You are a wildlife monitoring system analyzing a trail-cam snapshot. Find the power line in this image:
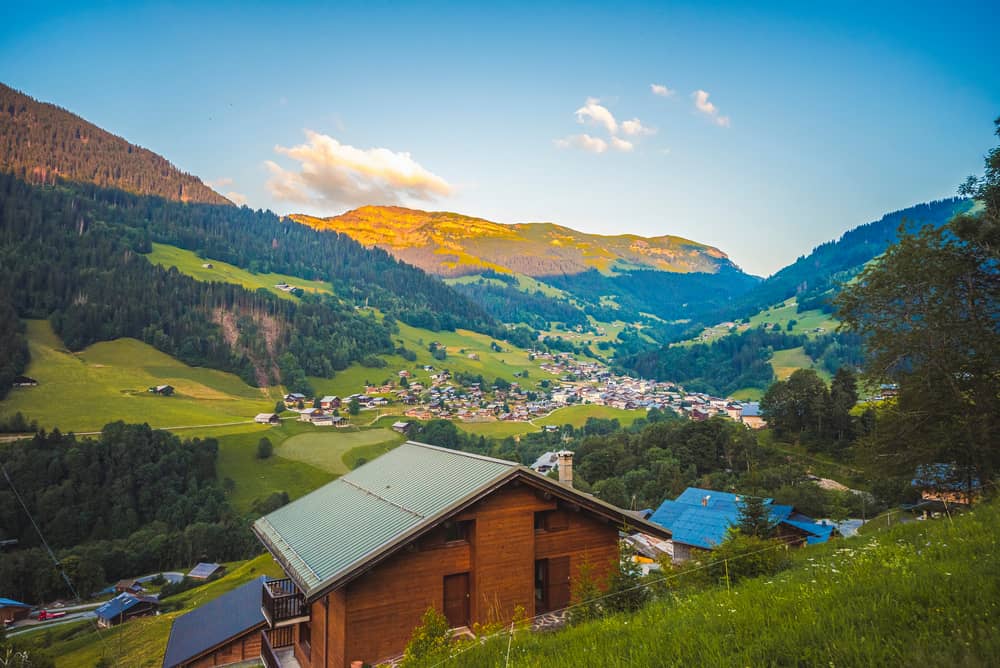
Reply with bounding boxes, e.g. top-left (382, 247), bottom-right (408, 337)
top-left (0, 460), bottom-right (113, 656)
